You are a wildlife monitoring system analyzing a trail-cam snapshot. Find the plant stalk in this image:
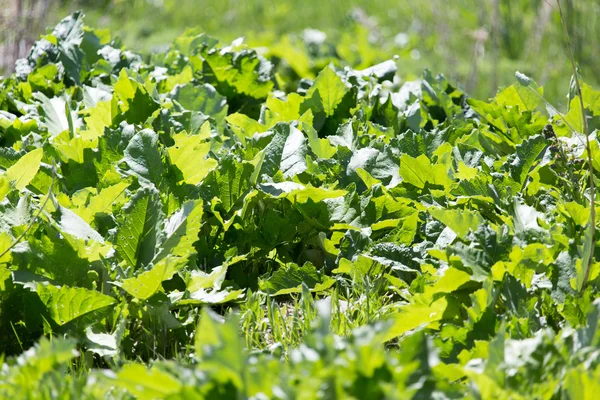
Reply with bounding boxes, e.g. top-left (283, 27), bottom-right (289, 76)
top-left (556, 0), bottom-right (595, 292)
